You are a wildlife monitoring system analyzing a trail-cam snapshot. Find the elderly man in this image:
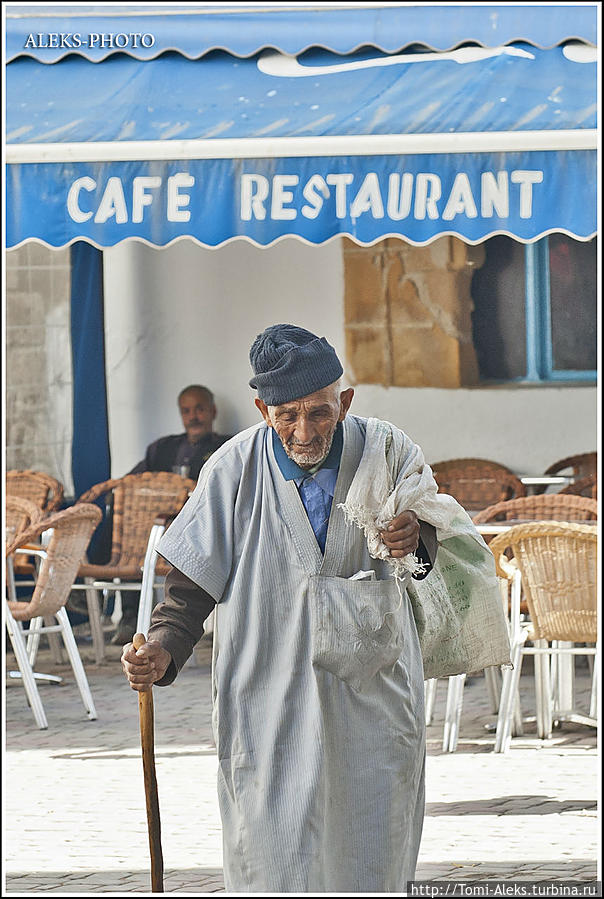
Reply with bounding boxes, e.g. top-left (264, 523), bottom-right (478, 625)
top-left (121, 324), bottom-right (509, 893)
